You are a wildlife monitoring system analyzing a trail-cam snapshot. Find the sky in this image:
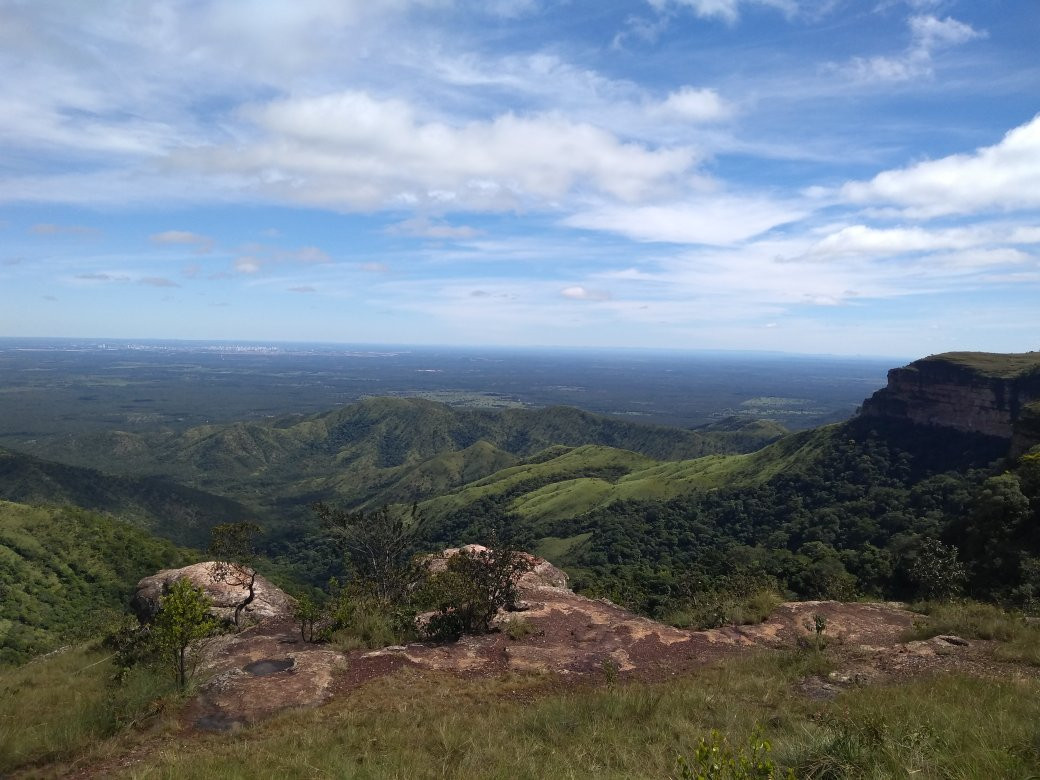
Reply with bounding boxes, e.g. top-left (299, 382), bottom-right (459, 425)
top-left (0, 0), bottom-right (1038, 357)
